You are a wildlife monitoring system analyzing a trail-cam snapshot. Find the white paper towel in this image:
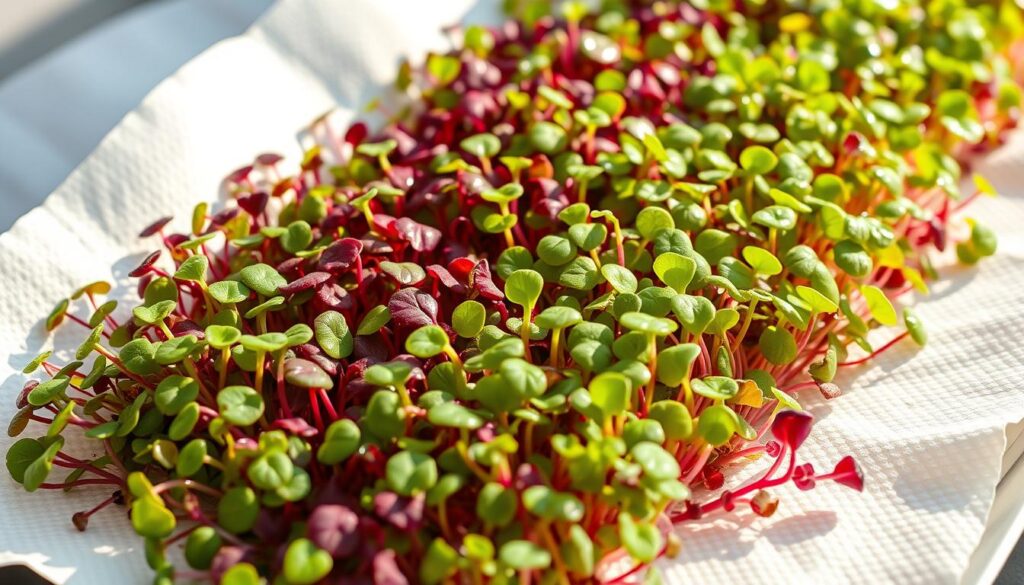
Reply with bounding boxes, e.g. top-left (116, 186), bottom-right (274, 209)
top-left (0, 0), bottom-right (275, 232)
top-left (0, 1), bottom-right (1022, 584)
